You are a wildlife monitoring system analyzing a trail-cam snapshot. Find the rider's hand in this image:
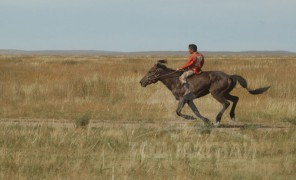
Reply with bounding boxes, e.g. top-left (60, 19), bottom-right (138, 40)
top-left (176, 68), bottom-right (180, 71)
